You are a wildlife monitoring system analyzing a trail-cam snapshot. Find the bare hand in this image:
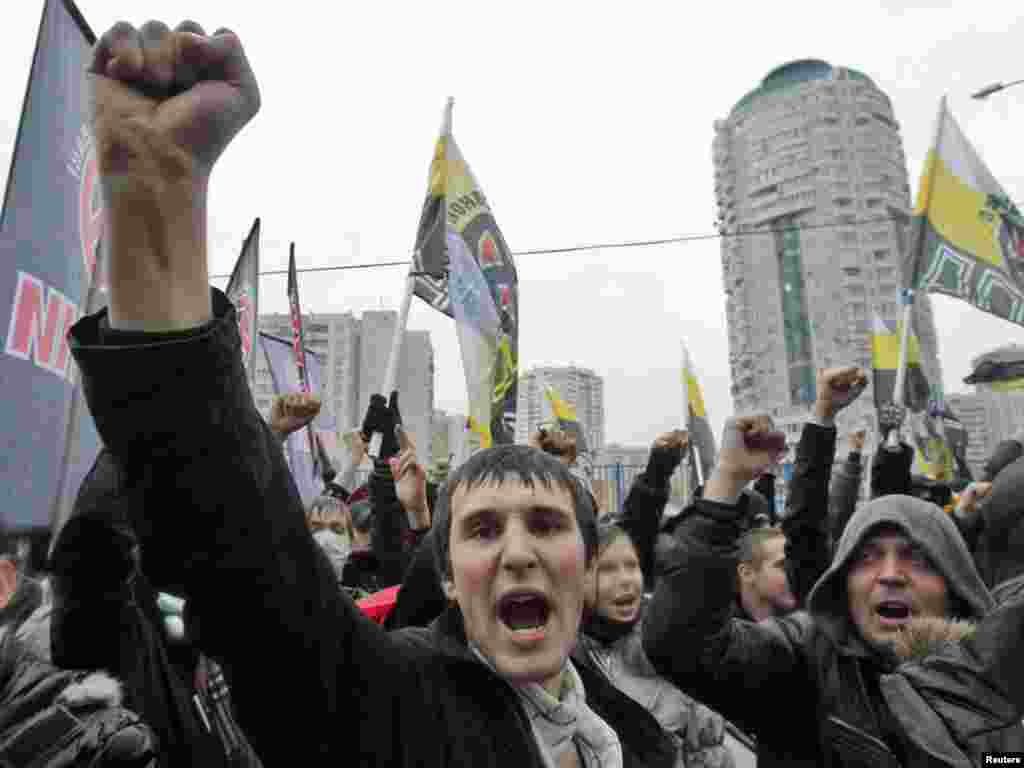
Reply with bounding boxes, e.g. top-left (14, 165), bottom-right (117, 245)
top-left (716, 415), bottom-right (784, 484)
top-left (848, 428), bottom-right (867, 453)
top-left (390, 432), bottom-right (429, 528)
top-left (815, 366), bottom-right (868, 422)
top-left (955, 481), bottom-right (993, 522)
top-left (530, 428), bottom-right (577, 465)
top-left (270, 393), bottom-right (321, 440)
top-left (89, 21), bottom-right (260, 179)
top-left (653, 429), bottom-right (689, 453)
top-left (347, 430), bottom-right (367, 467)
